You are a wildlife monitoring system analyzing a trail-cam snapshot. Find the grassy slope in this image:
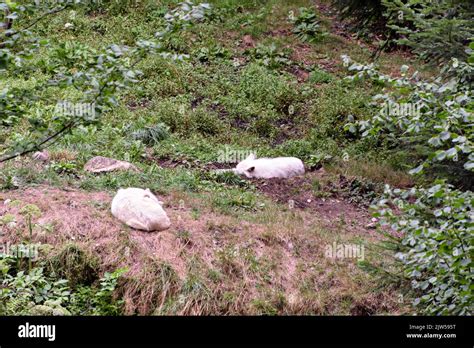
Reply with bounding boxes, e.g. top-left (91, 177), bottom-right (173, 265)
top-left (0, 0), bottom-right (430, 314)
